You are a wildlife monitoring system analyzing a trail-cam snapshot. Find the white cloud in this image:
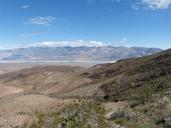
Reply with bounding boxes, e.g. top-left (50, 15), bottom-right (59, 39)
top-left (25, 40), bottom-right (106, 48)
top-left (19, 32), bottom-right (40, 38)
top-left (22, 5), bottom-right (31, 9)
top-left (141, 0), bottom-right (171, 9)
top-left (26, 16), bottom-right (57, 25)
